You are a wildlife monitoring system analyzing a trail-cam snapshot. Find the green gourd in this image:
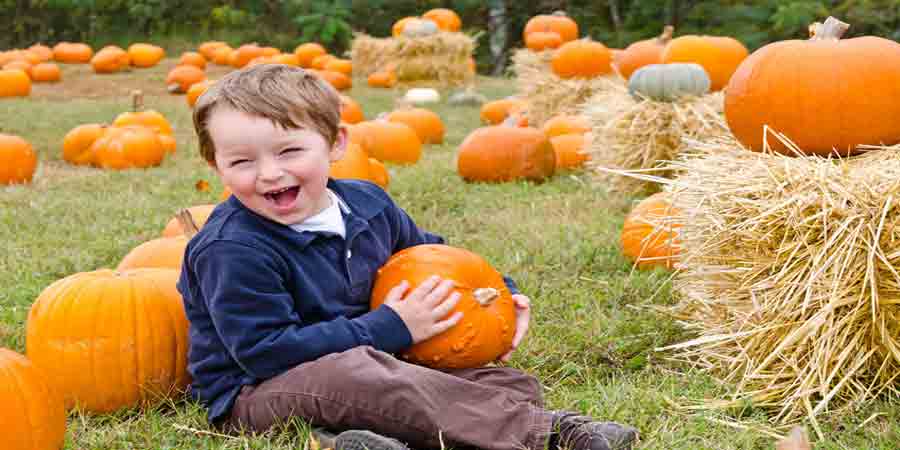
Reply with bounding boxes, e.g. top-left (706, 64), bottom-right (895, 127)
top-left (401, 19), bottom-right (440, 38)
top-left (628, 63), bottom-right (710, 102)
